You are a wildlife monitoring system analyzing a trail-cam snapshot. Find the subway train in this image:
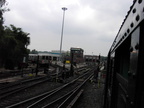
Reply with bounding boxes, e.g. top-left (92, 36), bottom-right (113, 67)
top-left (103, 0), bottom-right (144, 108)
top-left (28, 53), bottom-right (60, 65)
